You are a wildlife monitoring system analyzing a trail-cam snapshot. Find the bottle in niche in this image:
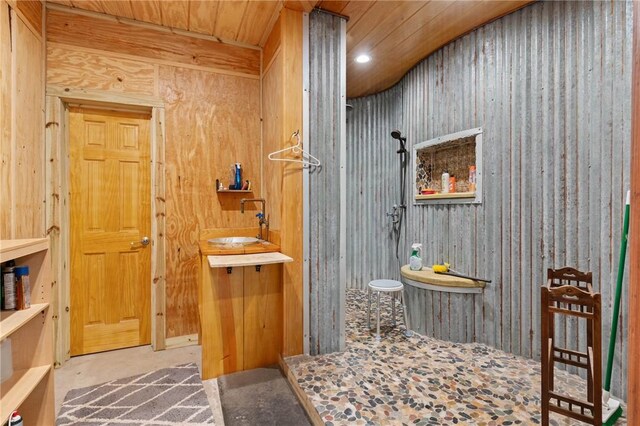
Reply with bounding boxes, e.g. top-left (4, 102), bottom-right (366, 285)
top-left (441, 170), bottom-right (450, 194)
top-left (449, 175), bottom-right (456, 193)
top-left (469, 165), bottom-right (477, 192)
